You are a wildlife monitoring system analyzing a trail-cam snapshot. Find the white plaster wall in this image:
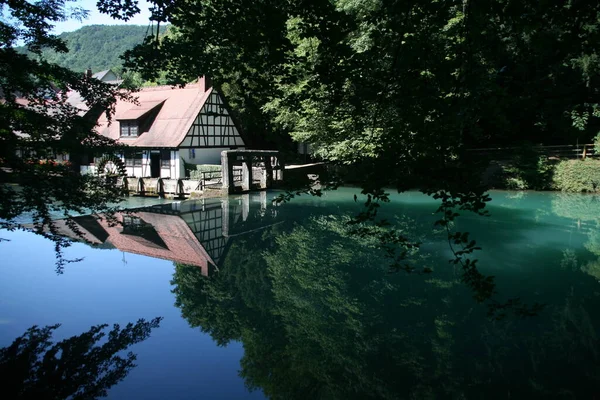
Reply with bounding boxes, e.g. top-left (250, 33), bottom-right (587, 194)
top-left (174, 150), bottom-right (181, 179)
top-left (124, 151), bottom-right (151, 177)
top-left (178, 157), bottom-right (185, 180)
top-left (17, 149), bottom-right (70, 162)
top-left (80, 165), bottom-right (97, 175)
top-left (120, 150), bottom-right (179, 178)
